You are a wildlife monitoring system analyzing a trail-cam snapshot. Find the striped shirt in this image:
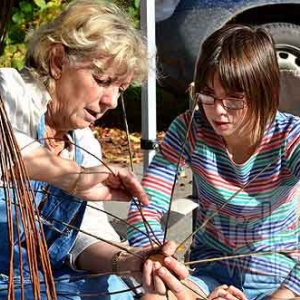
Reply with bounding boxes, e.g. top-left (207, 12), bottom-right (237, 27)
top-left (127, 110), bottom-right (300, 295)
